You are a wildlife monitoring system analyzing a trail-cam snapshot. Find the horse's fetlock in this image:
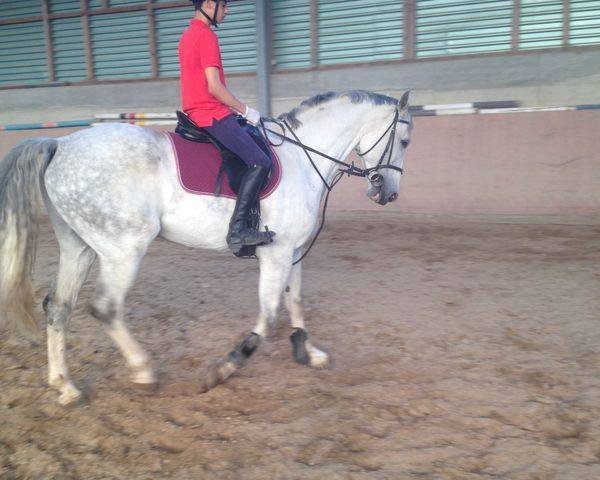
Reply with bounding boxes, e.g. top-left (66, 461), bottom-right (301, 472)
top-left (49, 373), bottom-right (66, 388)
top-left (90, 300), bottom-right (117, 324)
top-left (290, 328), bottom-right (310, 365)
top-left (129, 353), bottom-right (150, 370)
top-left (46, 301), bottom-right (72, 327)
top-left (42, 294), bottom-right (52, 314)
top-left (239, 332), bottom-right (260, 357)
